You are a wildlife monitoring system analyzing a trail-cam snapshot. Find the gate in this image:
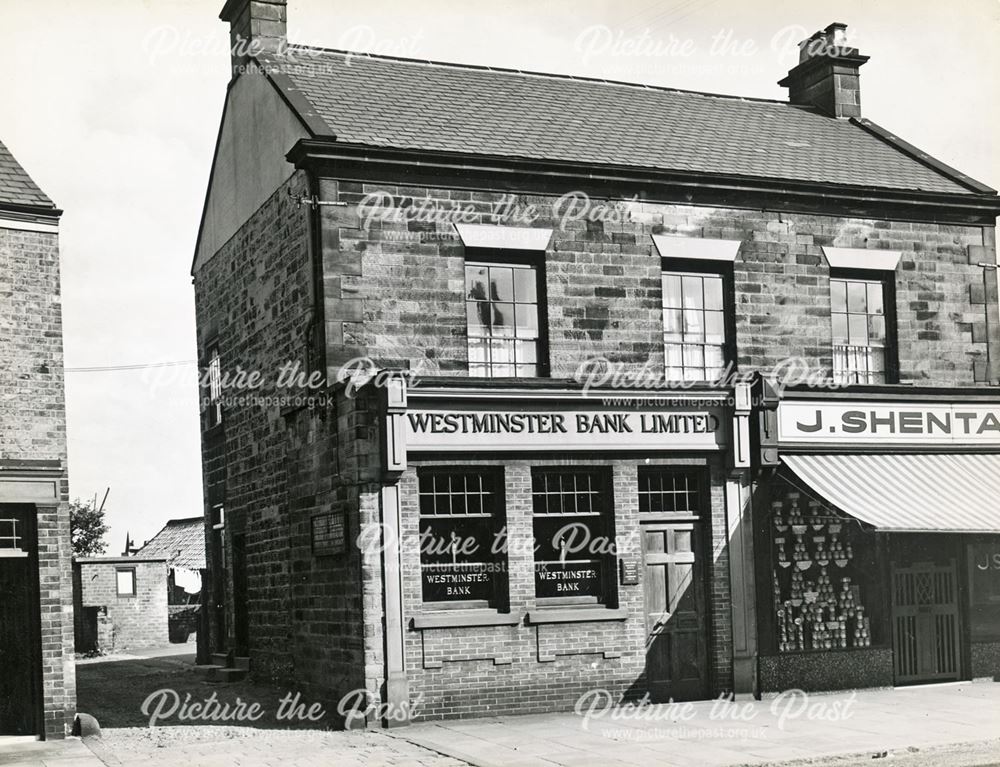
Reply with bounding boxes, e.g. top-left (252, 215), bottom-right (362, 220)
top-left (891, 560), bottom-right (961, 684)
